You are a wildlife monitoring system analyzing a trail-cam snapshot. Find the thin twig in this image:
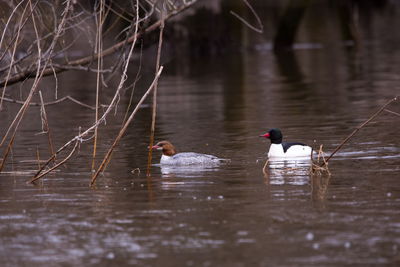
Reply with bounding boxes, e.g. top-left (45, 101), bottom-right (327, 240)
top-left (230, 0), bottom-right (263, 34)
top-left (91, 0), bottom-right (105, 173)
top-left (0, 1), bottom-right (29, 110)
top-left (0, 134), bottom-right (15, 172)
top-left (0, 1), bottom-right (26, 61)
top-left (322, 96), bottom-right (398, 166)
top-left (0, 95), bottom-right (99, 110)
top-left (122, 42), bottom-right (143, 124)
top-left (384, 109), bottom-right (400, 117)
top-left (51, 63), bottom-right (113, 73)
top-left (39, 91), bottom-right (55, 160)
top-left (146, 6), bottom-right (165, 176)
top-left (0, 51), bottom-right (33, 73)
